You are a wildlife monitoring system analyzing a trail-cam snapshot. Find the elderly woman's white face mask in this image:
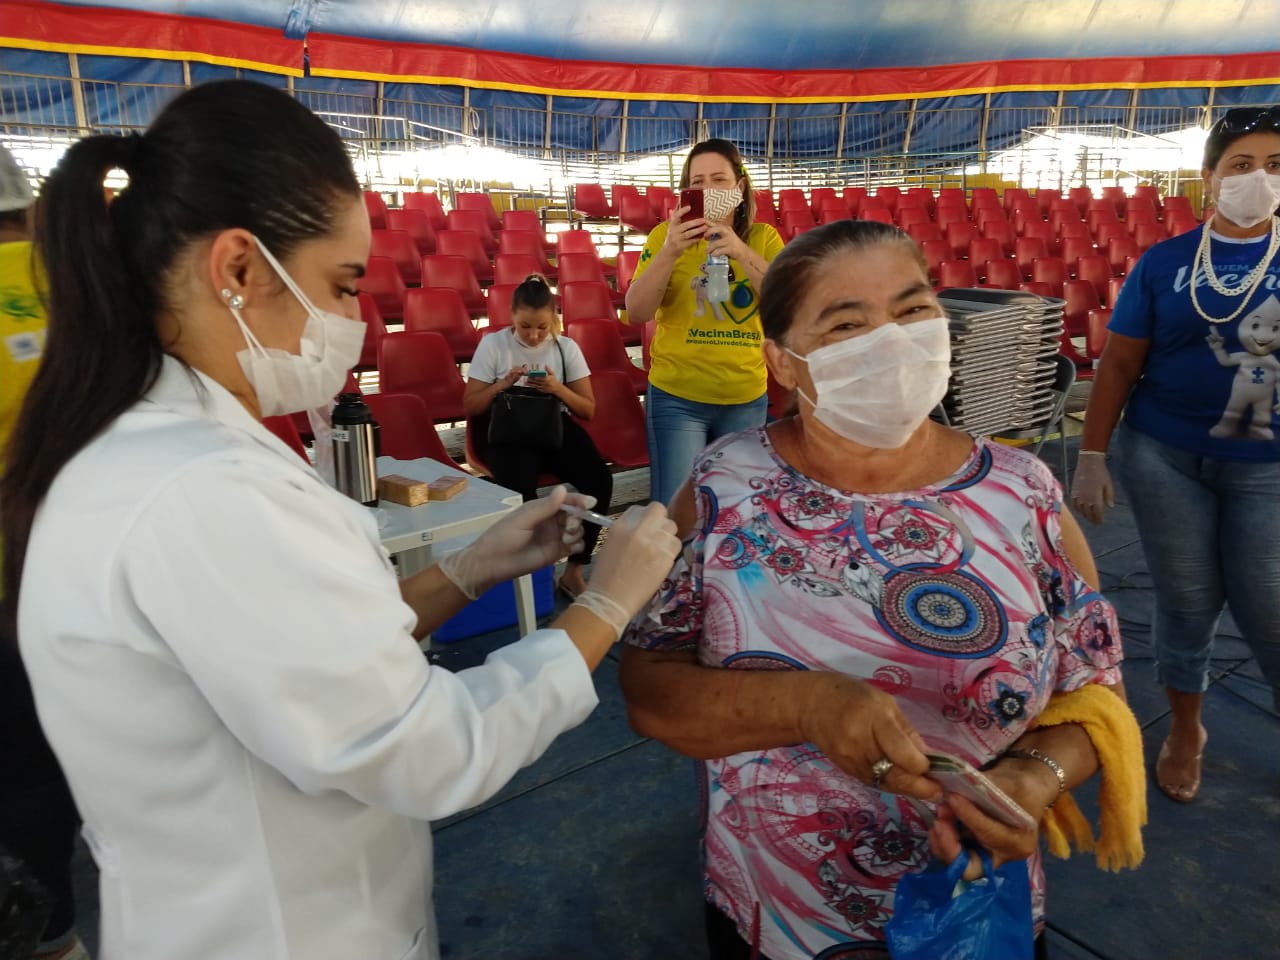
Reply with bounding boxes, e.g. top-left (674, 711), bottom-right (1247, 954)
top-left (786, 316), bottom-right (952, 449)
